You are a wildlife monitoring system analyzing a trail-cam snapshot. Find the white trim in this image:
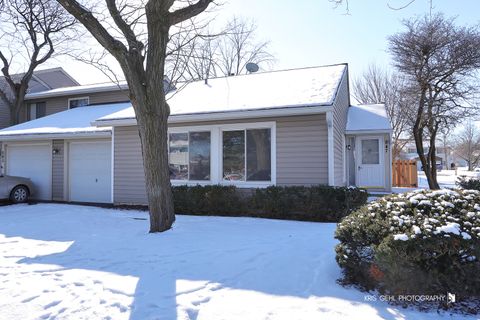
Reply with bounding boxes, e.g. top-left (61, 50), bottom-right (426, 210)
top-left (326, 111), bottom-right (334, 186)
top-left (68, 96), bottom-right (90, 109)
top-left (0, 131), bottom-right (111, 141)
top-left (111, 127), bottom-right (115, 203)
top-left (346, 129), bottom-right (392, 135)
top-left (355, 135), bottom-right (386, 189)
top-left (342, 134), bottom-right (346, 185)
top-left (167, 121), bottom-right (276, 188)
top-left (388, 132), bottom-right (393, 191)
top-left (93, 105), bottom-right (333, 127)
top-left (25, 82), bottom-right (128, 100)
